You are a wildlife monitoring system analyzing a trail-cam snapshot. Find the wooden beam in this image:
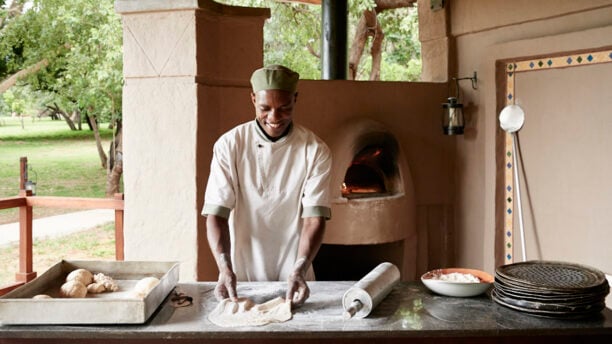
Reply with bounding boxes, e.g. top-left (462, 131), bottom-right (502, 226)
top-left (0, 196), bottom-right (27, 210)
top-left (20, 157), bottom-right (27, 190)
top-left (0, 282), bottom-right (25, 296)
top-left (114, 193), bottom-right (125, 261)
top-left (26, 196), bottom-right (124, 210)
top-left (16, 190), bottom-right (36, 283)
